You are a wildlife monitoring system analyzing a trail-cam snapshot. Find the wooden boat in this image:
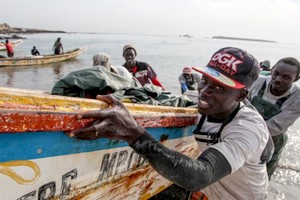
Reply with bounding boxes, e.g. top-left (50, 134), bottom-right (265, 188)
top-left (0, 48), bottom-right (86, 66)
top-left (0, 39), bottom-right (23, 51)
top-left (0, 87), bottom-right (200, 199)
